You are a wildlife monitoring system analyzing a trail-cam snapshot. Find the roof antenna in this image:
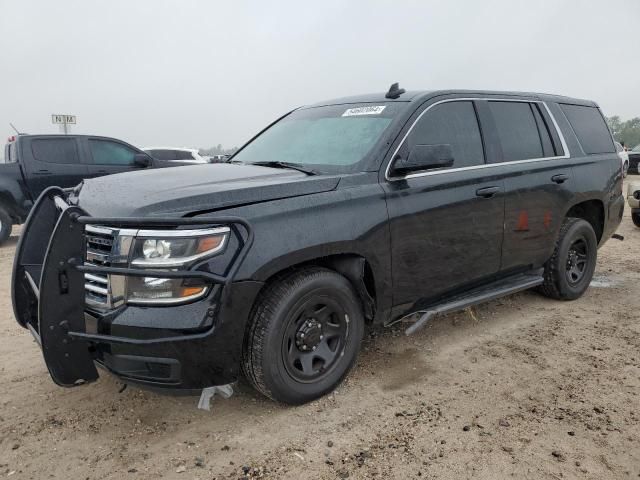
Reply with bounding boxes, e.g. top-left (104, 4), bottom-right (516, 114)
top-left (9, 122), bottom-right (21, 135)
top-left (385, 82), bottom-right (405, 99)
